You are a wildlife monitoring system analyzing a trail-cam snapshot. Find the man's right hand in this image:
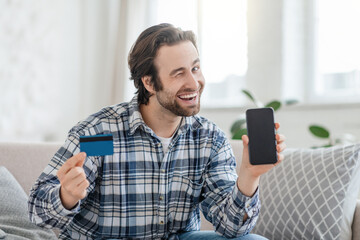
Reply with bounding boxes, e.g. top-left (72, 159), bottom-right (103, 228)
top-left (56, 152), bottom-right (90, 210)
